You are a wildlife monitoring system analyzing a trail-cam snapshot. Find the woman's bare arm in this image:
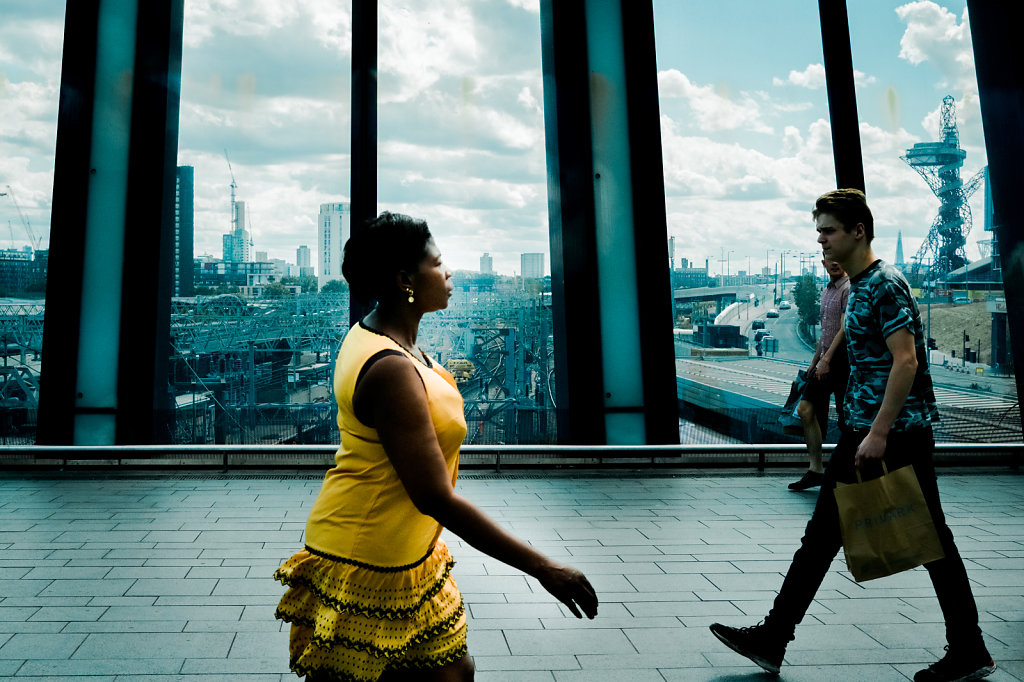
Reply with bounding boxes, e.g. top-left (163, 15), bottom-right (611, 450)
top-left (354, 356), bottom-right (598, 619)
